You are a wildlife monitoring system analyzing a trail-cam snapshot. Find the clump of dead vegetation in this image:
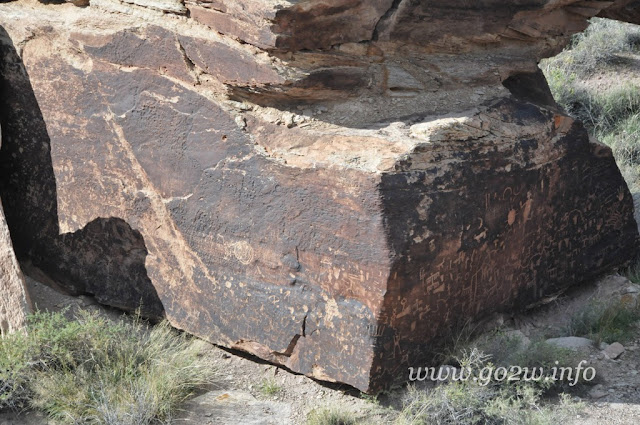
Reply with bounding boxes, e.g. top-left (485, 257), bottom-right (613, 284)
top-left (0, 310), bottom-right (216, 425)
